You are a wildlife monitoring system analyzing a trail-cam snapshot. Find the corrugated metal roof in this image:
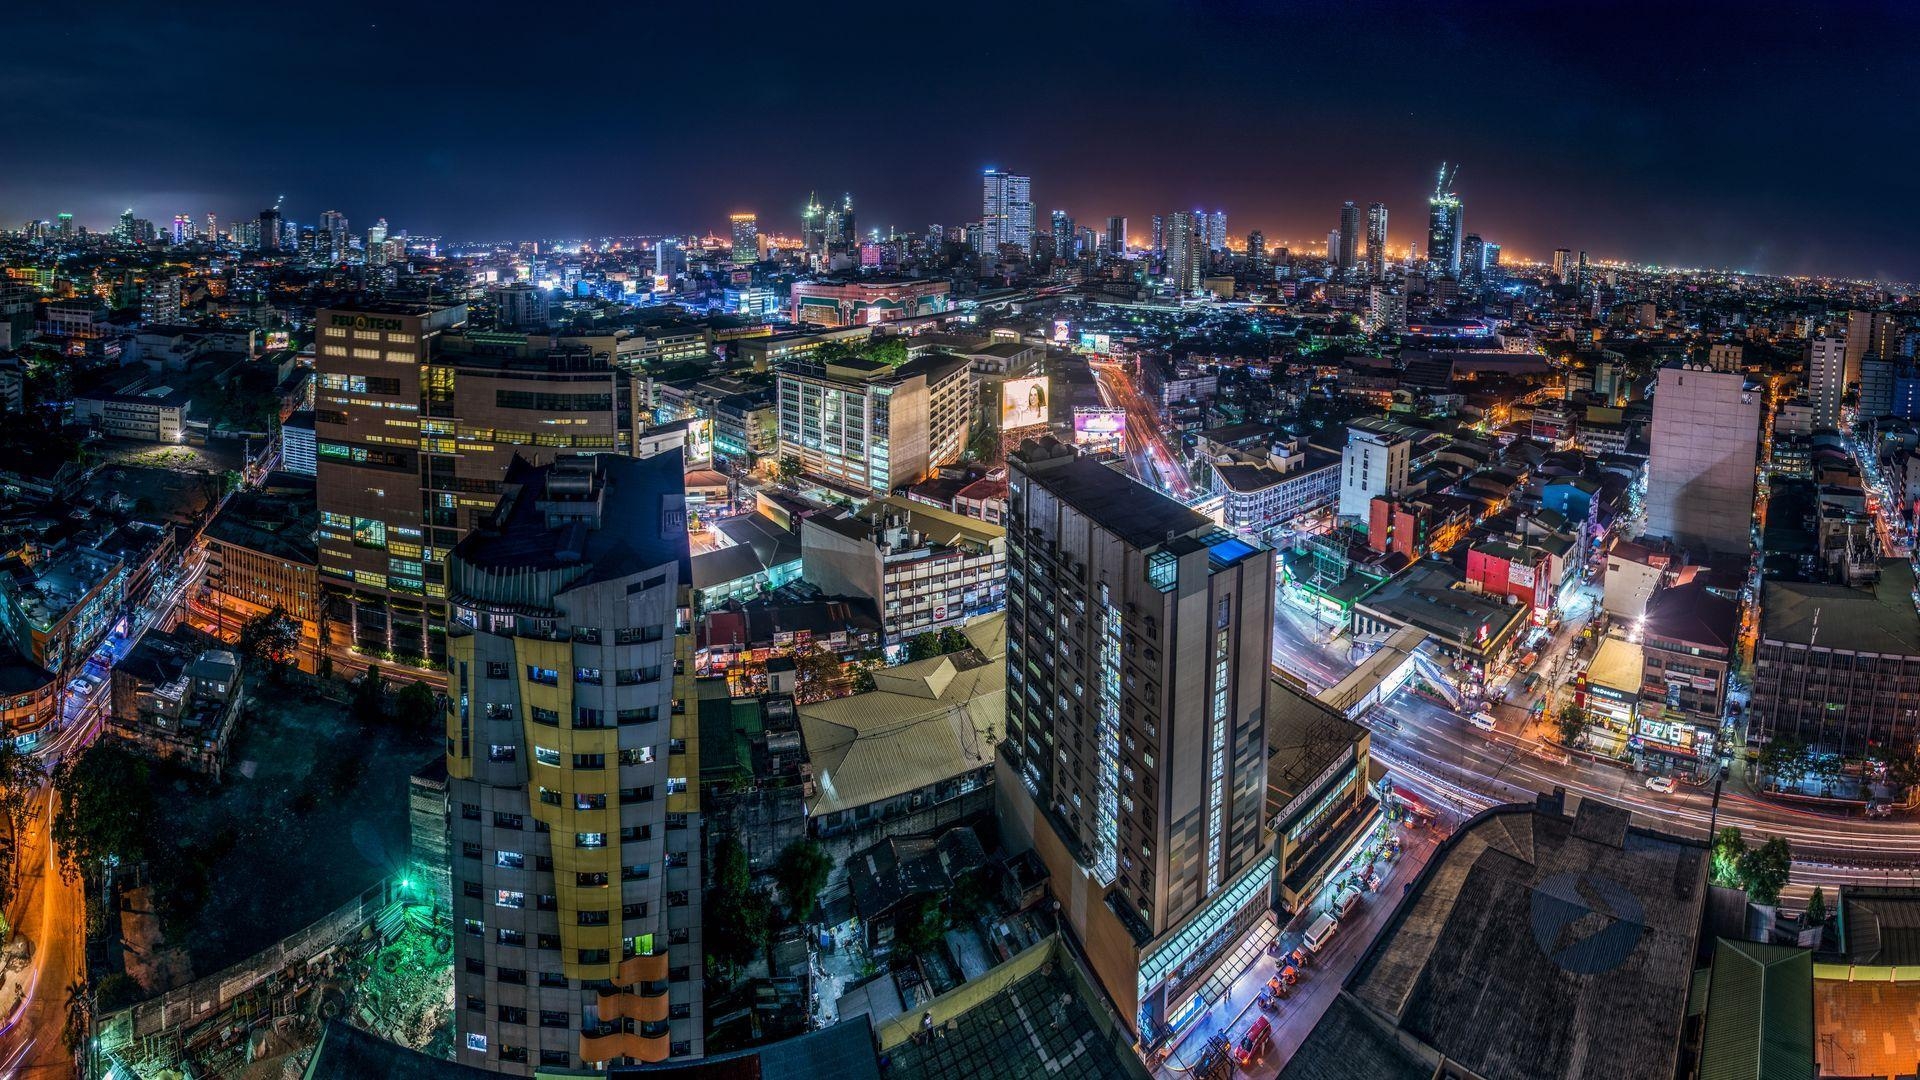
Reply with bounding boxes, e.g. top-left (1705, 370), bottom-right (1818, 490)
top-left (1698, 938), bottom-right (1814, 1080)
top-left (800, 614), bottom-right (1004, 817)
